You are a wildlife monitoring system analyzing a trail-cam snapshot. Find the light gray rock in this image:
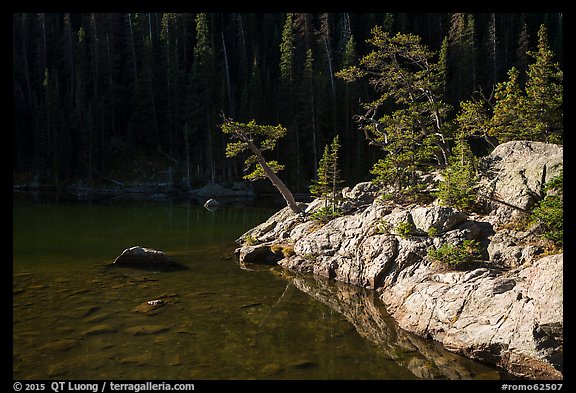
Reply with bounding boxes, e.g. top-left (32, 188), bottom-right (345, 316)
top-left (410, 206), bottom-right (467, 235)
top-left (486, 229), bottom-right (544, 268)
top-left (237, 203), bottom-right (306, 244)
top-left (342, 181), bottom-right (380, 204)
top-left (477, 140), bottom-right (562, 224)
top-left (381, 254), bottom-right (563, 380)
